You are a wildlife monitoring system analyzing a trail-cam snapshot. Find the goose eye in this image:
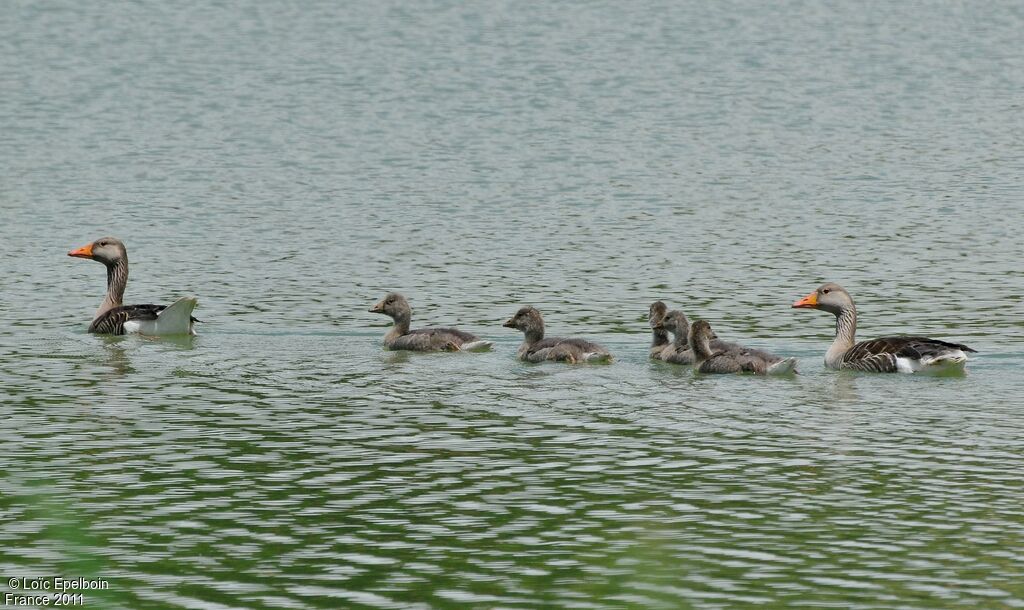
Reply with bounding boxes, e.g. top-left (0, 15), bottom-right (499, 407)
top-left (822, 289), bottom-right (831, 294)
